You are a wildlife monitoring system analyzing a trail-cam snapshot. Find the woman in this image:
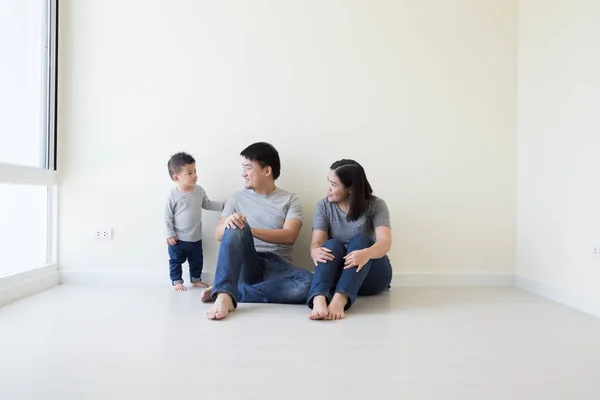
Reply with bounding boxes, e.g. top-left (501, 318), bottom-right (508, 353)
top-left (307, 159), bottom-right (393, 320)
